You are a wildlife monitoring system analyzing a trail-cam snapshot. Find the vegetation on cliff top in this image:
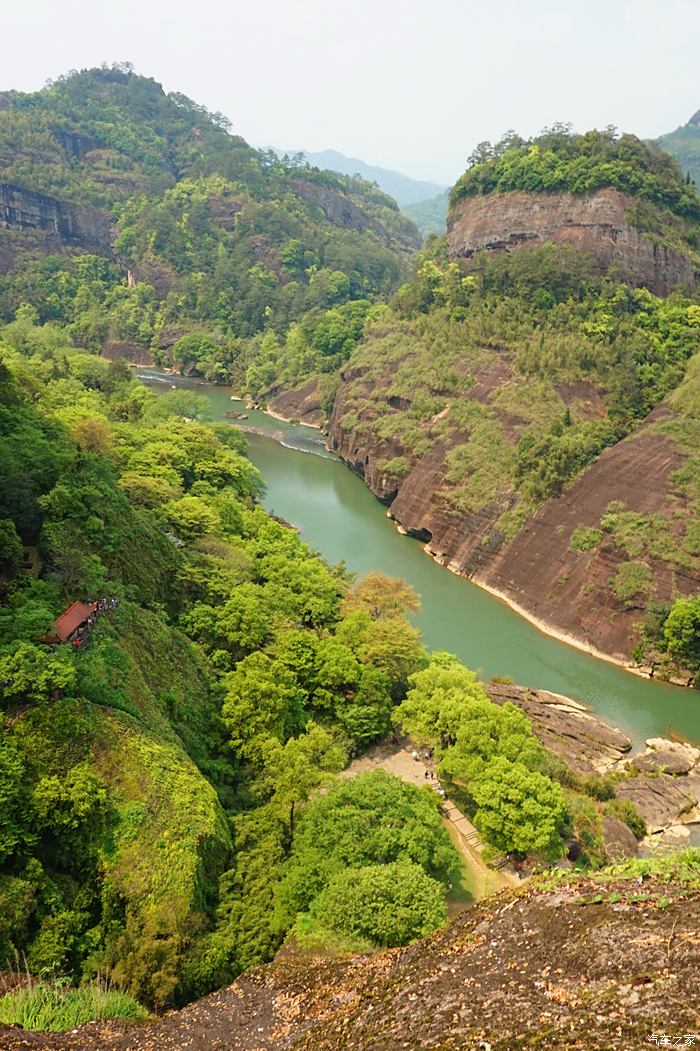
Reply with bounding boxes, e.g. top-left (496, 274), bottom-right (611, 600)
top-left (452, 126), bottom-right (700, 222)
